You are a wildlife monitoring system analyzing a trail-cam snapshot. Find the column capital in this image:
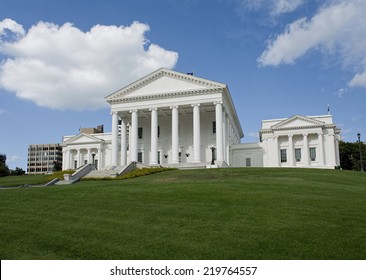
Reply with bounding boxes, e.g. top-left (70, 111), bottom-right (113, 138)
top-left (303, 133), bottom-right (308, 137)
top-left (191, 103), bottom-right (200, 107)
top-left (317, 132), bottom-right (324, 136)
top-left (170, 105), bottom-right (179, 110)
top-left (110, 111), bottom-right (118, 116)
top-left (288, 134), bottom-right (293, 139)
top-left (129, 109), bottom-right (138, 114)
top-left (213, 101), bottom-right (223, 105)
top-left (149, 108), bottom-right (158, 112)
